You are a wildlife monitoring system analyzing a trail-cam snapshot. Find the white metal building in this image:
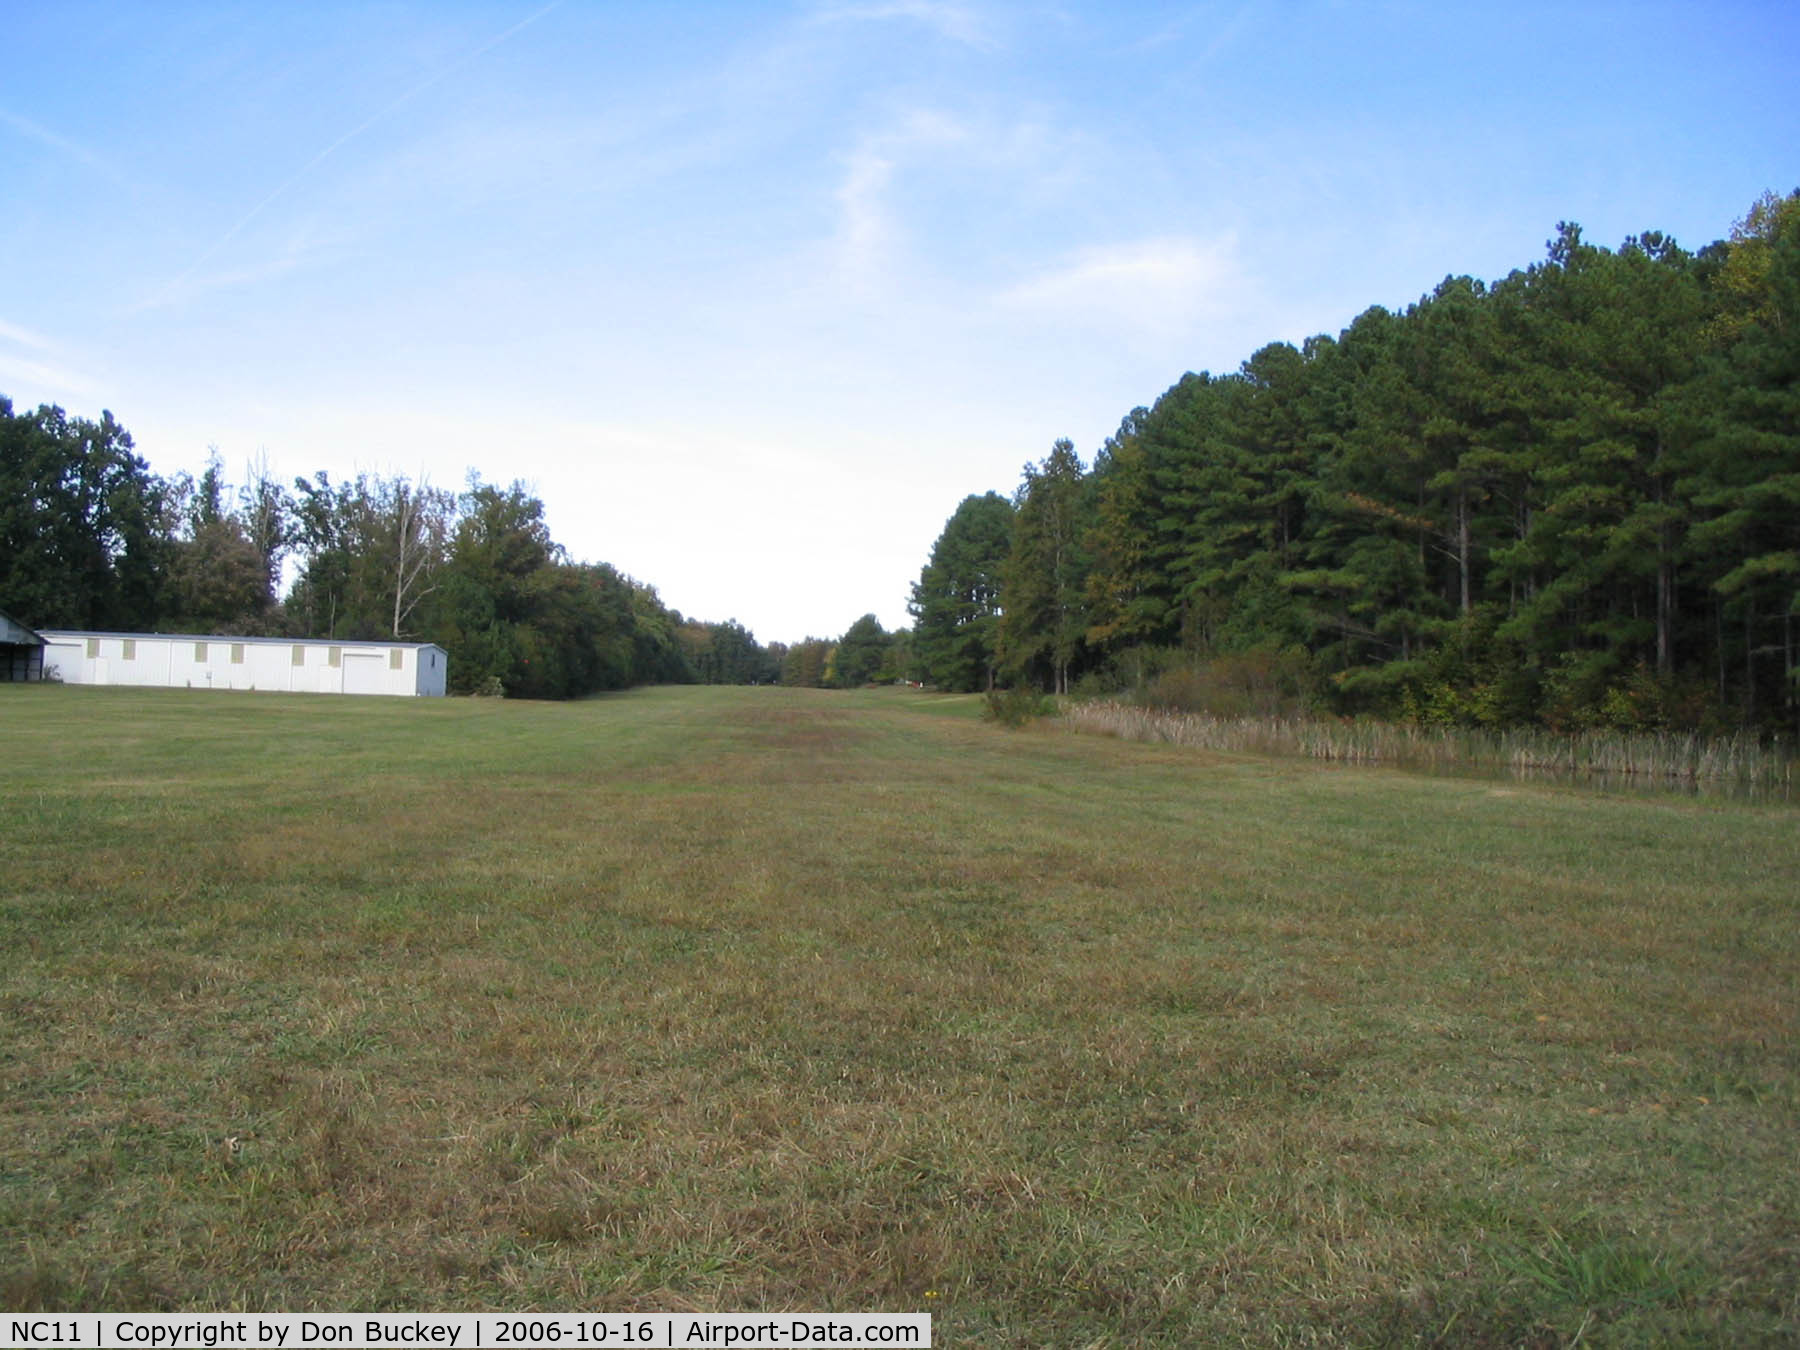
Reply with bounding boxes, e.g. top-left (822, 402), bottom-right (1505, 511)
top-left (38, 631), bottom-right (448, 698)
